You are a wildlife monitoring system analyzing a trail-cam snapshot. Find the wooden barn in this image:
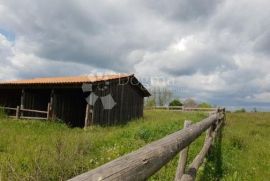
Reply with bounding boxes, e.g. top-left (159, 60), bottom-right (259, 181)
top-left (0, 74), bottom-right (150, 127)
